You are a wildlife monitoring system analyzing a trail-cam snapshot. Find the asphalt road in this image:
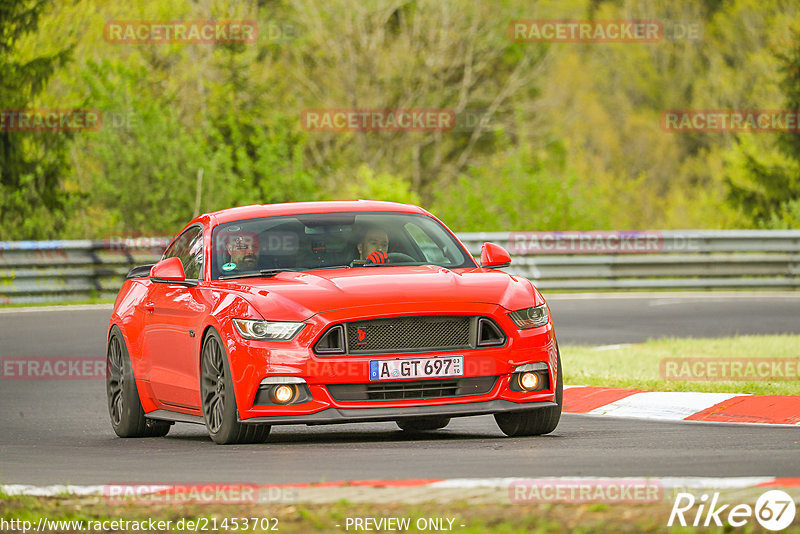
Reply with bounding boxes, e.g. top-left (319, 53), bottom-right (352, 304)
top-left (1, 293), bottom-right (798, 485)
top-left (546, 292), bottom-right (800, 345)
top-left (2, 292), bottom-right (799, 357)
